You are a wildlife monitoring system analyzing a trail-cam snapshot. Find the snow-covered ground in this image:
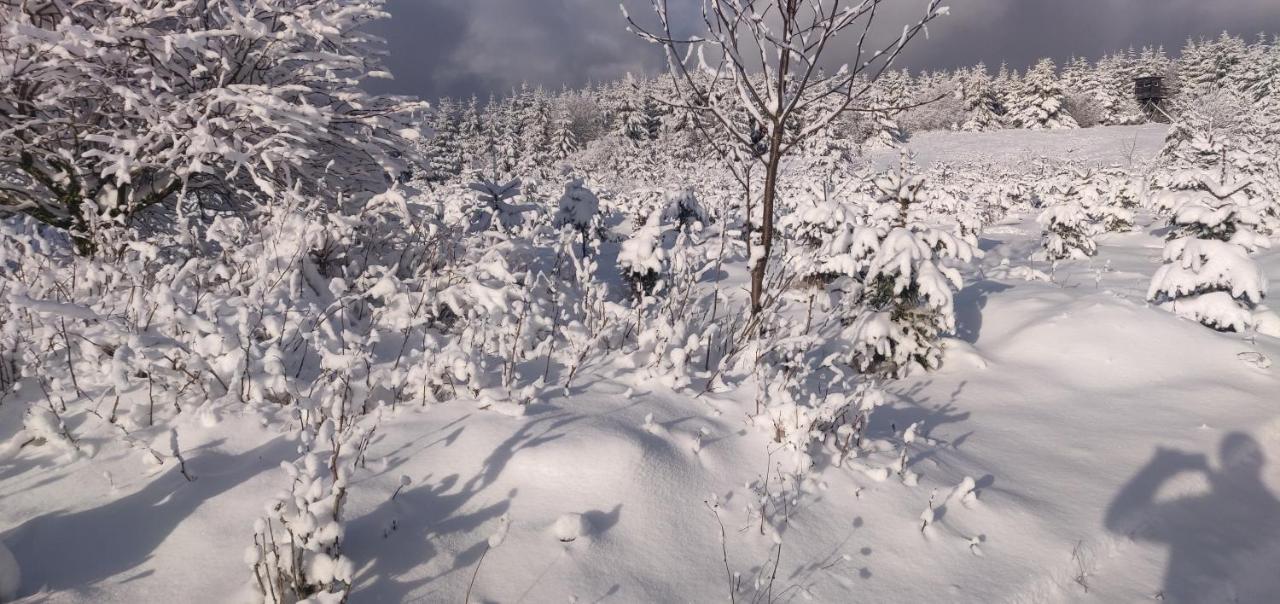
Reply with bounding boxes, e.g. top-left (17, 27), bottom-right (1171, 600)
top-left (5, 124), bottom-right (1280, 603)
top-left (866, 123), bottom-right (1170, 169)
